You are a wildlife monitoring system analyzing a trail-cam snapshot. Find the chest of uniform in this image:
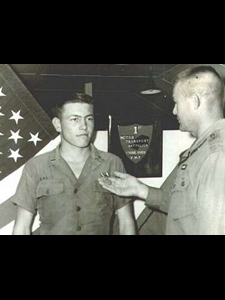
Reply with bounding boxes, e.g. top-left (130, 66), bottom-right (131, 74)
top-left (67, 161), bottom-right (87, 180)
top-left (173, 144), bottom-right (209, 191)
top-left (169, 146), bottom-right (209, 220)
top-left (36, 165), bottom-right (114, 206)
